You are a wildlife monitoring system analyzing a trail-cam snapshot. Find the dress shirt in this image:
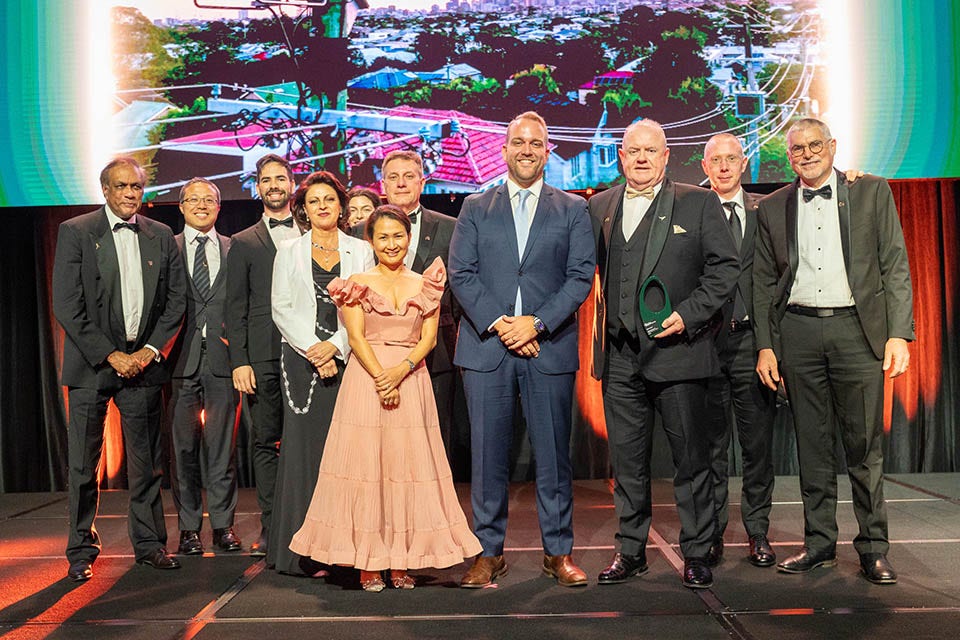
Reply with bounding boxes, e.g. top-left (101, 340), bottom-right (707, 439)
top-left (183, 226), bottom-right (220, 337)
top-left (719, 189), bottom-right (746, 244)
top-left (105, 206), bottom-right (144, 342)
top-left (404, 205), bottom-right (423, 270)
top-left (788, 171), bottom-right (855, 307)
top-left (264, 213), bottom-right (300, 249)
top-left (621, 182), bottom-right (662, 241)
